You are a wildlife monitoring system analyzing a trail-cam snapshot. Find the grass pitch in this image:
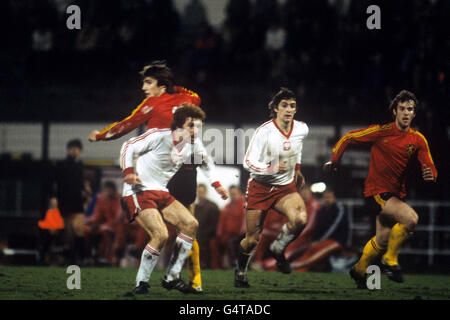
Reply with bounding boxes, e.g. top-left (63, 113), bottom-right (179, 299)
top-left (0, 266), bottom-right (449, 300)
